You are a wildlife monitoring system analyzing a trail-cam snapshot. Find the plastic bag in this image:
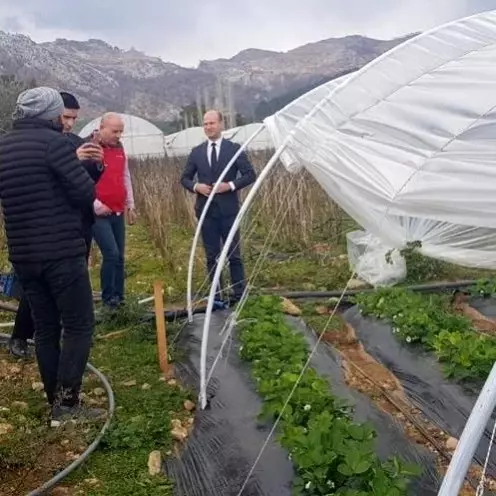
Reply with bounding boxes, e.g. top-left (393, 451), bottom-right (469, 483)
top-left (346, 230), bottom-right (406, 287)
